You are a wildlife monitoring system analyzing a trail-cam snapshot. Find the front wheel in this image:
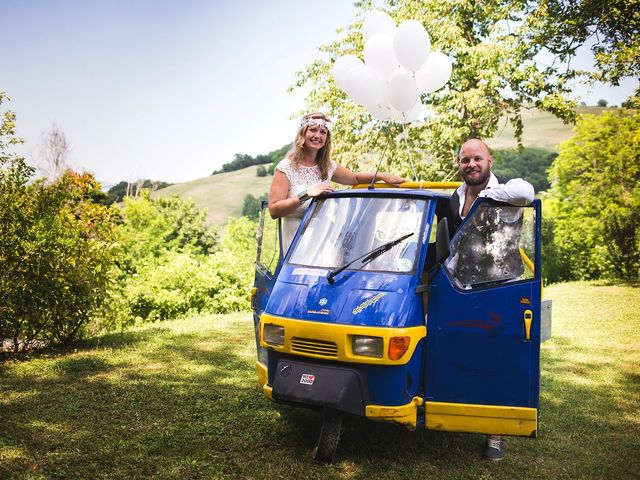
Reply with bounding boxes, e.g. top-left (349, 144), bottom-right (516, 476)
top-left (312, 408), bottom-right (343, 463)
